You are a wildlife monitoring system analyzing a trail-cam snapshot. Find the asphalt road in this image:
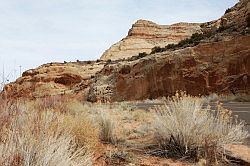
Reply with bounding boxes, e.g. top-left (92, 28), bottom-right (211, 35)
top-left (129, 101), bottom-right (250, 145)
top-left (130, 102), bottom-right (250, 131)
top-left (208, 102), bottom-right (250, 124)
